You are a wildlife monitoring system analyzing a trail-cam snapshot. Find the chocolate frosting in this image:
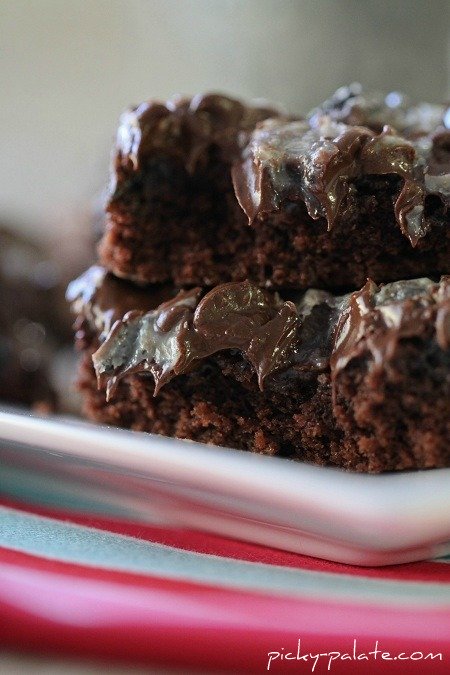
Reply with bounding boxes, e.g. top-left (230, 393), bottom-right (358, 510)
top-left (233, 91), bottom-right (450, 247)
top-left (113, 92), bottom-right (282, 176)
top-left (68, 267), bottom-right (449, 400)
